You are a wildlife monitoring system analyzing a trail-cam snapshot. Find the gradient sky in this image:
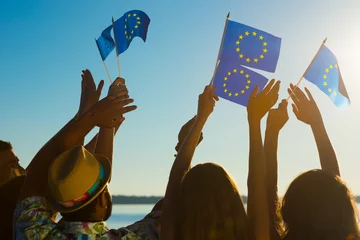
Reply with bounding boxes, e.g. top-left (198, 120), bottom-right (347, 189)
top-left (1, 0), bottom-right (360, 196)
